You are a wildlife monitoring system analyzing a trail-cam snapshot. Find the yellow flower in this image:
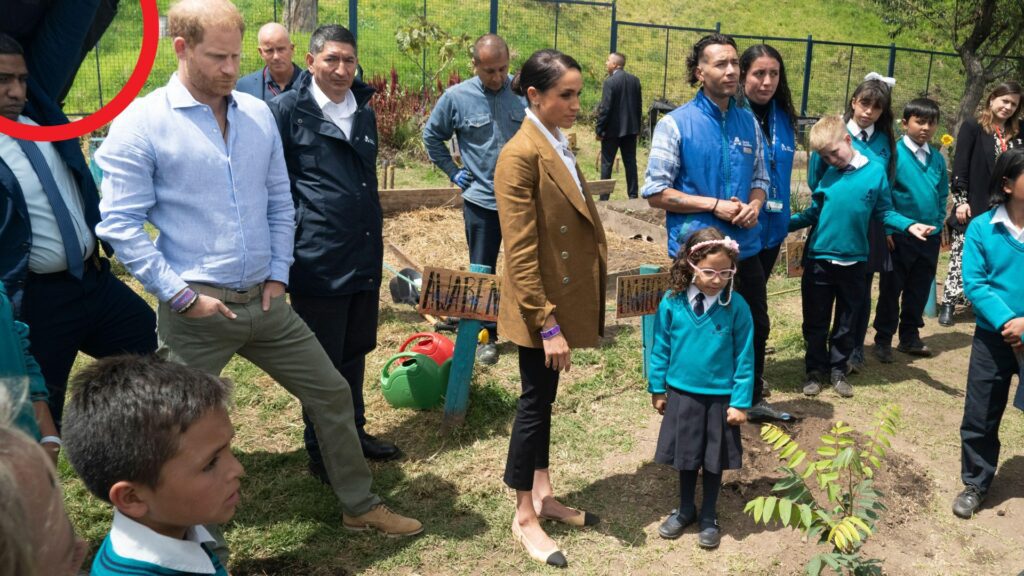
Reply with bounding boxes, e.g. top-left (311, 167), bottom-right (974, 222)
top-left (941, 134), bottom-right (954, 147)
